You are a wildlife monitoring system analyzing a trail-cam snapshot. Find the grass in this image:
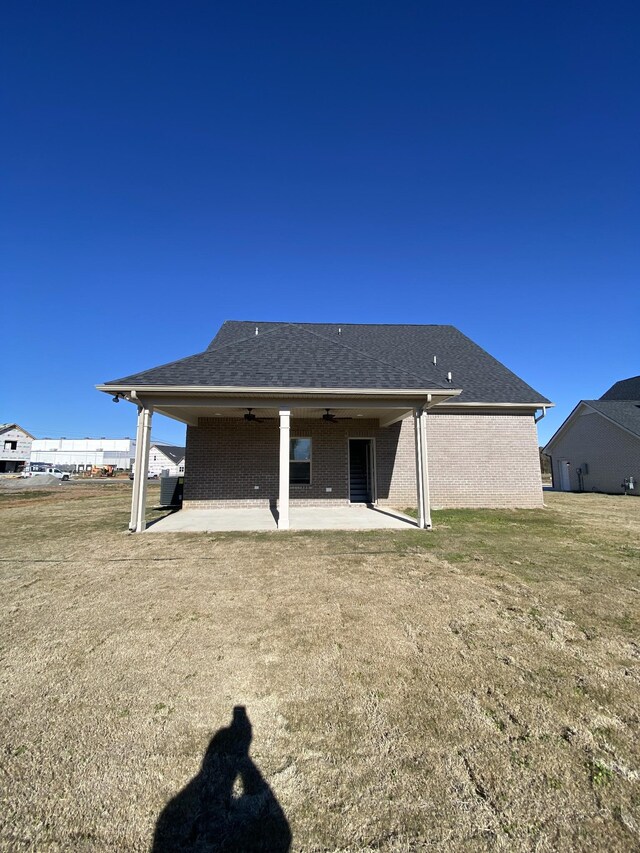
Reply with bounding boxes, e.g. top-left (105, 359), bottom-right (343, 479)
top-left (1, 486), bottom-right (639, 851)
